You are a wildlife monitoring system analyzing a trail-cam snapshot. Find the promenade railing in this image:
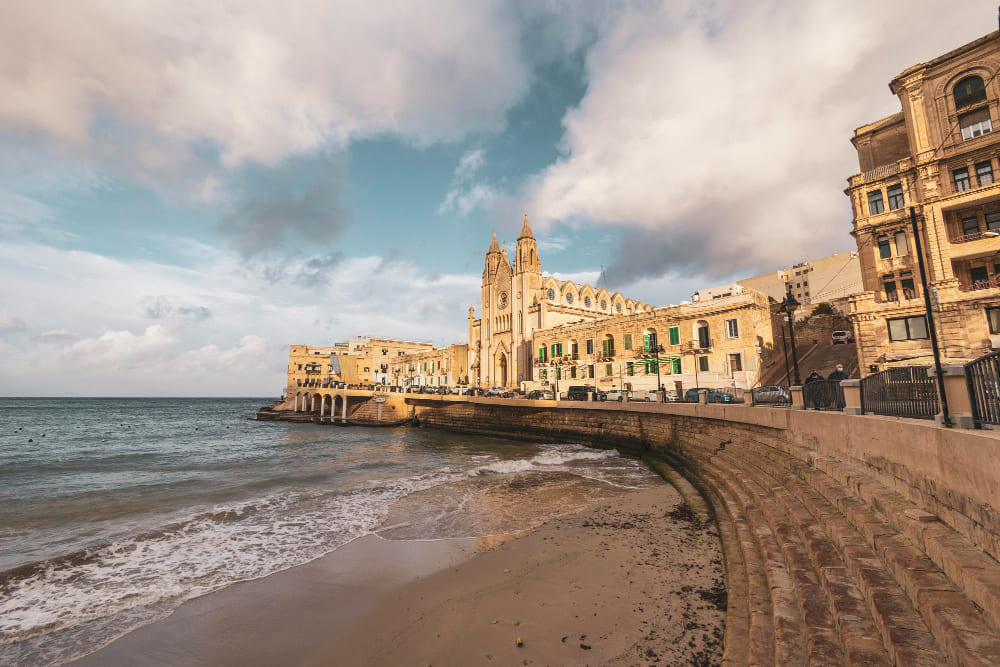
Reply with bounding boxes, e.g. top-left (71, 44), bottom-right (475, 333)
top-left (860, 366), bottom-right (938, 419)
top-left (803, 380), bottom-right (845, 411)
top-left (966, 351), bottom-right (1000, 426)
